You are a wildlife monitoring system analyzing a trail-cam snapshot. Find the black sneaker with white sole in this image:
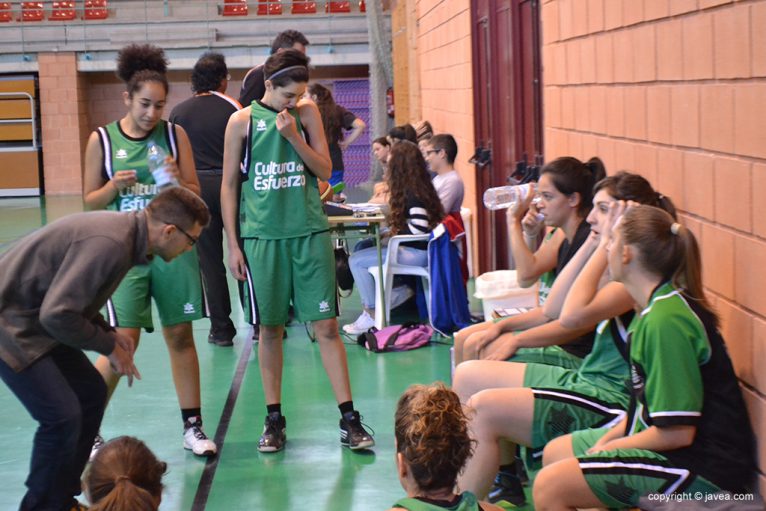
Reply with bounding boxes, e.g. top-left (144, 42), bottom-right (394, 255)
top-left (339, 411), bottom-right (375, 450)
top-left (258, 413), bottom-right (286, 452)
